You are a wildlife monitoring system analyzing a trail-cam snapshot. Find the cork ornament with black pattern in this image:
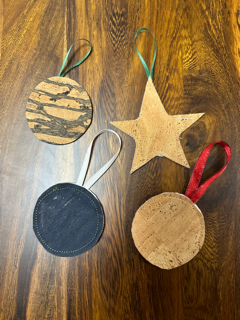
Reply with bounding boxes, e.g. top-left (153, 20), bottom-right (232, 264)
top-left (26, 39), bottom-right (92, 145)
